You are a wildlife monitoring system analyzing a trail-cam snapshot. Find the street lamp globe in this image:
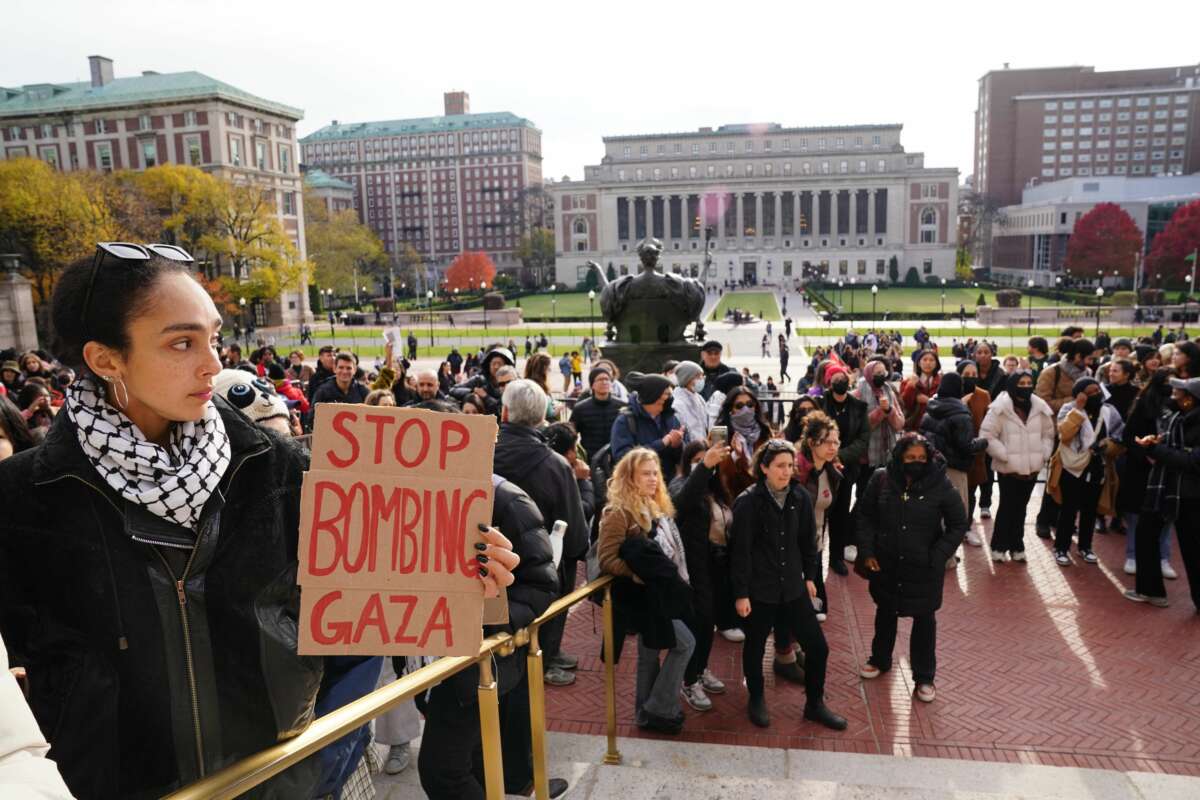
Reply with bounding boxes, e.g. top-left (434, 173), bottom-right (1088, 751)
top-left (1027, 279), bottom-right (1035, 289)
top-left (871, 285), bottom-right (878, 295)
top-left (426, 290), bottom-right (433, 300)
top-left (239, 297), bottom-right (246, 307)
top-left (1095, 286), bottom-right (1104, 298)
top-left (588, 290), bottom-right (595, 301)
